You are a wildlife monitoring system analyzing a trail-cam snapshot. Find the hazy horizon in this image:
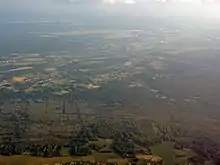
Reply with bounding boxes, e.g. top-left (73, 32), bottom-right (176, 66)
top-left (1, 0), bottom-right (220, 20)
